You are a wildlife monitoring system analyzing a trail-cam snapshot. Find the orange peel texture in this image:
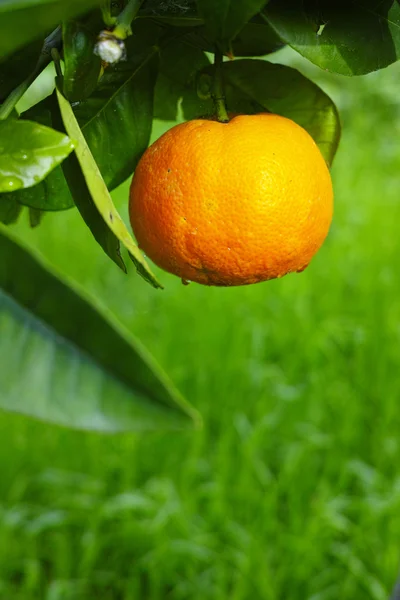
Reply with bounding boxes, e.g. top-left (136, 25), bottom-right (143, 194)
top-left (129, 114), bottom-right (333, 286)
